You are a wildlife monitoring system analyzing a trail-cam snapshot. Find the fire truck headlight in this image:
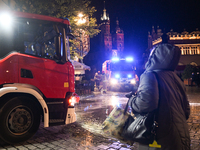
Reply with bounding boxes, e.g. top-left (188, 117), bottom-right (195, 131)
top-left (125, 57), bottom-right (133, 62)
top-left (0, 12), bottom-right (12, 28)
top-left (110, 78), bottom-right (118, 85)
top-left (130, 79), bottom-right (136, 84)
top-left (112, 57), bottom-right (119, 62)
top-left (127, 74), bottom-right (132, 78)
top-left (115, 74), bottom-right (120, 78)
